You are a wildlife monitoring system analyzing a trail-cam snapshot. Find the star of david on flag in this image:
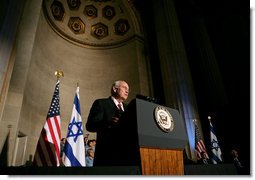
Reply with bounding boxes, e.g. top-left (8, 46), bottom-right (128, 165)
top-left (63, 86), bottom-right (86, 166)
top-left (67, 117), bottom-right (83, 142)
top-left (209, 119), bottom-right (223, 164)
